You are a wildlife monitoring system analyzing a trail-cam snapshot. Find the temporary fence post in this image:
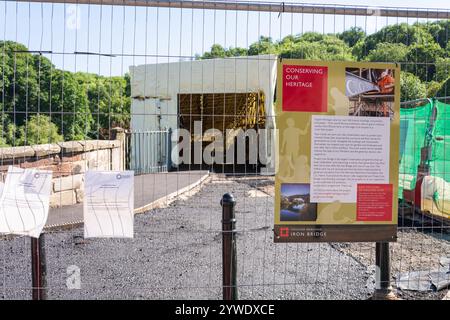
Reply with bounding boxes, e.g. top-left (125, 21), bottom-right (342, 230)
top-left (221, 193), bottom-right (237, 300)
top-left (166, 128), bottom-right (172, 171)
top-left (31, 234), bottom-right (47, 300)
top-left (373, 241), bottom-right (396, 300)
